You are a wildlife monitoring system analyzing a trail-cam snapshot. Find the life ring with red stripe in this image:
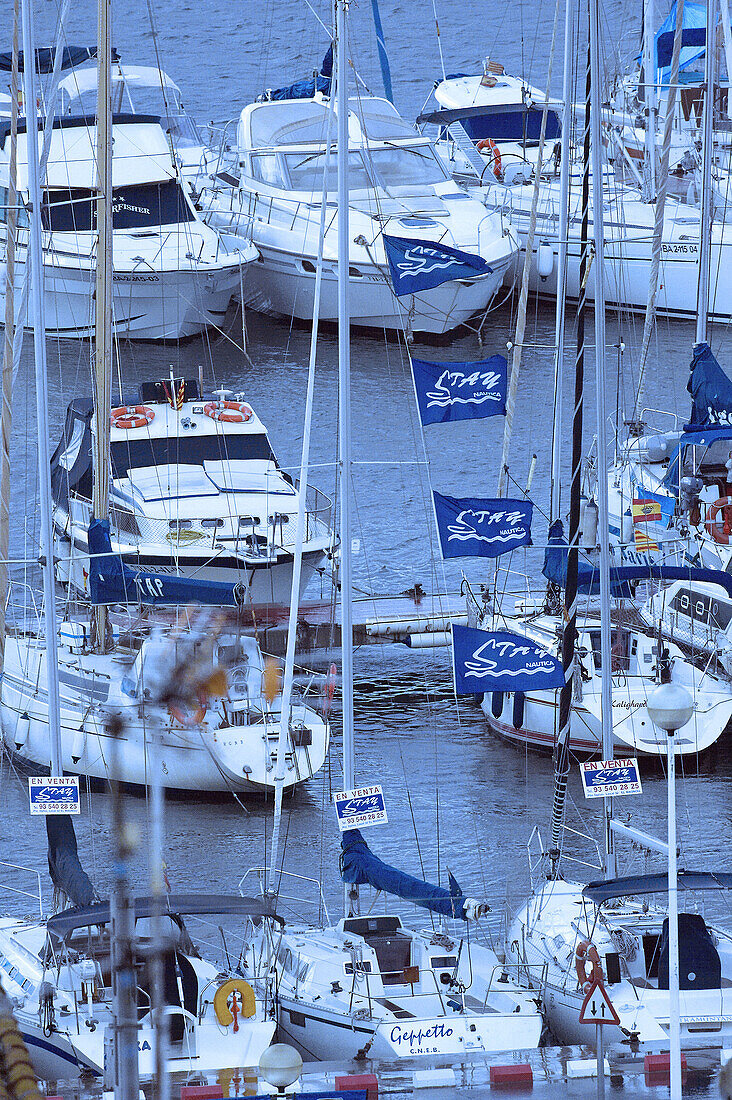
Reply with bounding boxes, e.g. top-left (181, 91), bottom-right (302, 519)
top-left (477, 138), bottom-right (503, 179)
top-left (575, 940), bottom-right (604, 994)
top-left (706, 496), bottom-right (732, 545)
top-left (111, 405), bottom-right (155, 430)
top-left (204, 400), bottom-right (253, 424)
